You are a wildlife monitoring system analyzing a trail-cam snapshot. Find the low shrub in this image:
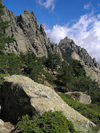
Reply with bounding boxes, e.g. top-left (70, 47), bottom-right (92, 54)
top-left (16, 111), bottom-right (80, 133)
top-left (58, 93), bottom-right (100, 126)
top-left (0, 54), bottom-right (23, 75)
